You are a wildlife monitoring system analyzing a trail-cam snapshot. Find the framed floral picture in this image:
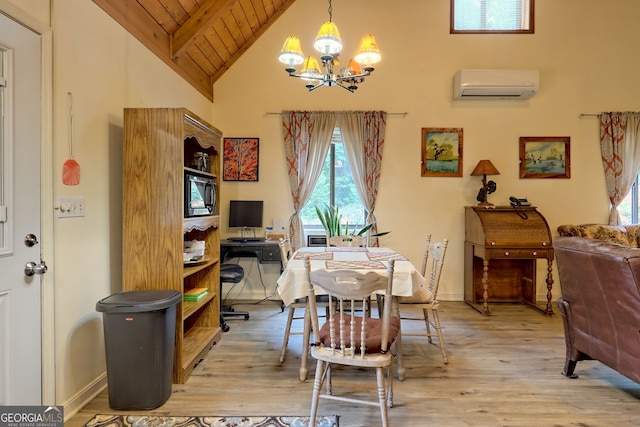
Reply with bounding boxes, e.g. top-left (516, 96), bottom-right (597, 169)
top-left (519, 136), bottom-right (570, 179)
top-left (421, 127), bottom-right (463, 177)
top-left (223, 137), bottom-right (259, 181)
